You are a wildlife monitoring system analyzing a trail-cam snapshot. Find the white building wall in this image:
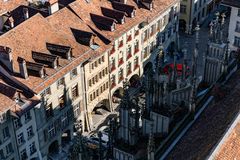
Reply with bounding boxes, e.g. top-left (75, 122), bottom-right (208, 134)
top-left (228, 7), bottom-right (240, 51)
